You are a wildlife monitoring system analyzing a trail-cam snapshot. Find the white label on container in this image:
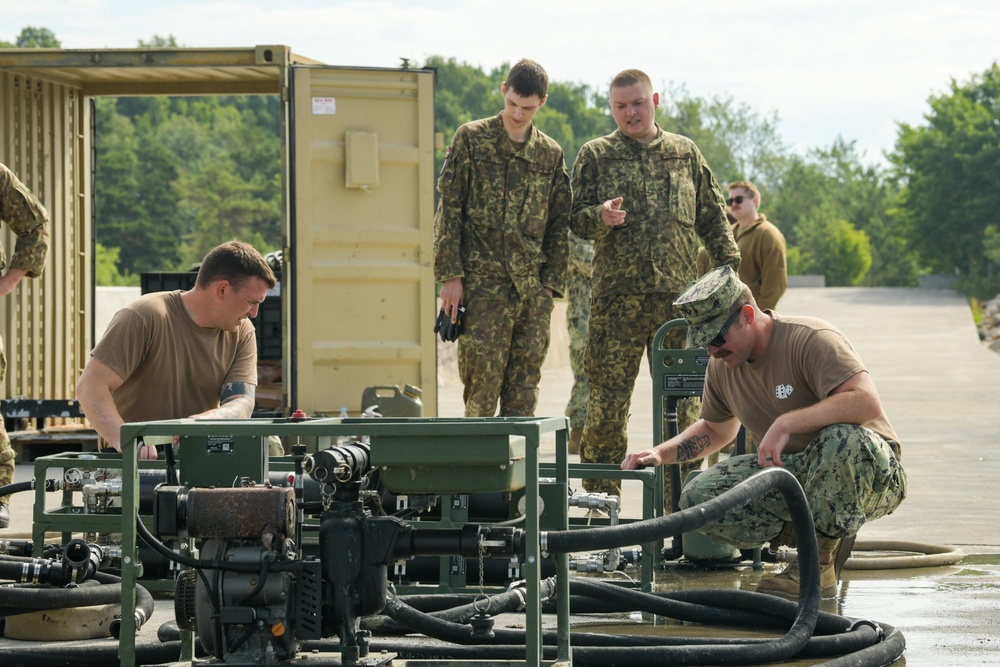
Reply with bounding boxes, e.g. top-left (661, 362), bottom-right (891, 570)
top-left (312, 97), bottom-right (337, 115)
